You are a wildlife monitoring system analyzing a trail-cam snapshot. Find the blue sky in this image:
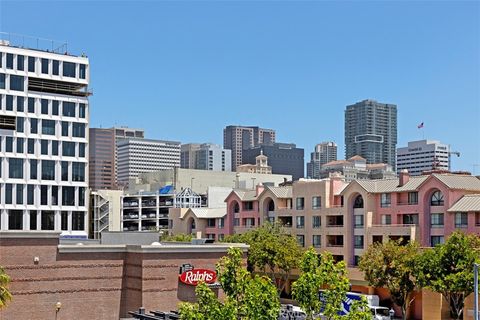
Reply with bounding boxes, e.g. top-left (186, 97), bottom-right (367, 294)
top-left (1, 1), bottom-right (479, 173)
